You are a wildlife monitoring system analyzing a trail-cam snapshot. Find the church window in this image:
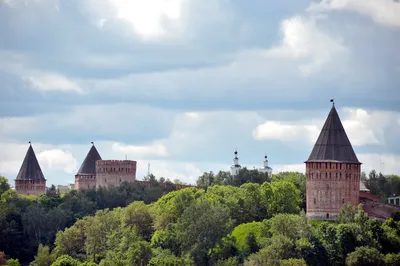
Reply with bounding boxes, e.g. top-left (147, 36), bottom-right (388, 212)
top-left (327, 184), bottom-right (329, 189)
top-left (342, 198), bottom-right (345, 204)
top-left (105, 179), bottom-right (107, 183)
top-left (314, 198), bottom-right (316, 204)
top-left (326, 213), bottom-right (329, 219)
